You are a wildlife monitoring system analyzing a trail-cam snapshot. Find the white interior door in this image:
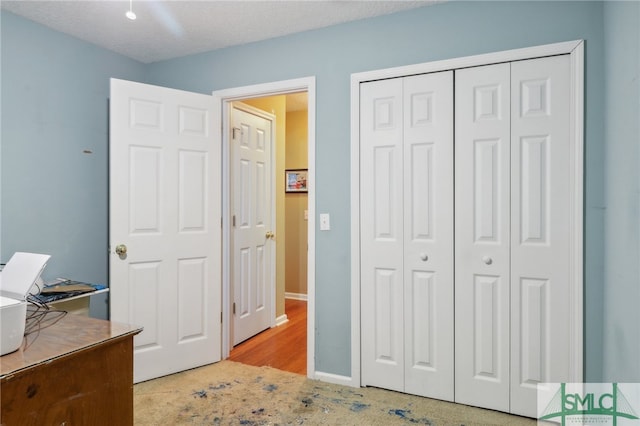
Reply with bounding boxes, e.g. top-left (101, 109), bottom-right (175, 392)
top-left (454, 63), bottom-right (511, 412)
top-left (361, 71), bottom-right (454, 400)
top-left (360, 77), bottom-right (404, 392)
top-left (355, 42), bottom-right (583, 418)
top-left (455, 55), bottom-right (573, 416)
top-left (509, 54), bottom-right (572, 417)
top-left (231, 103), bottom-right (274, 346)
top-left (109, 78), bottom-right (221, 383)
top-left (402, 72), bottom-right (454, 400)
